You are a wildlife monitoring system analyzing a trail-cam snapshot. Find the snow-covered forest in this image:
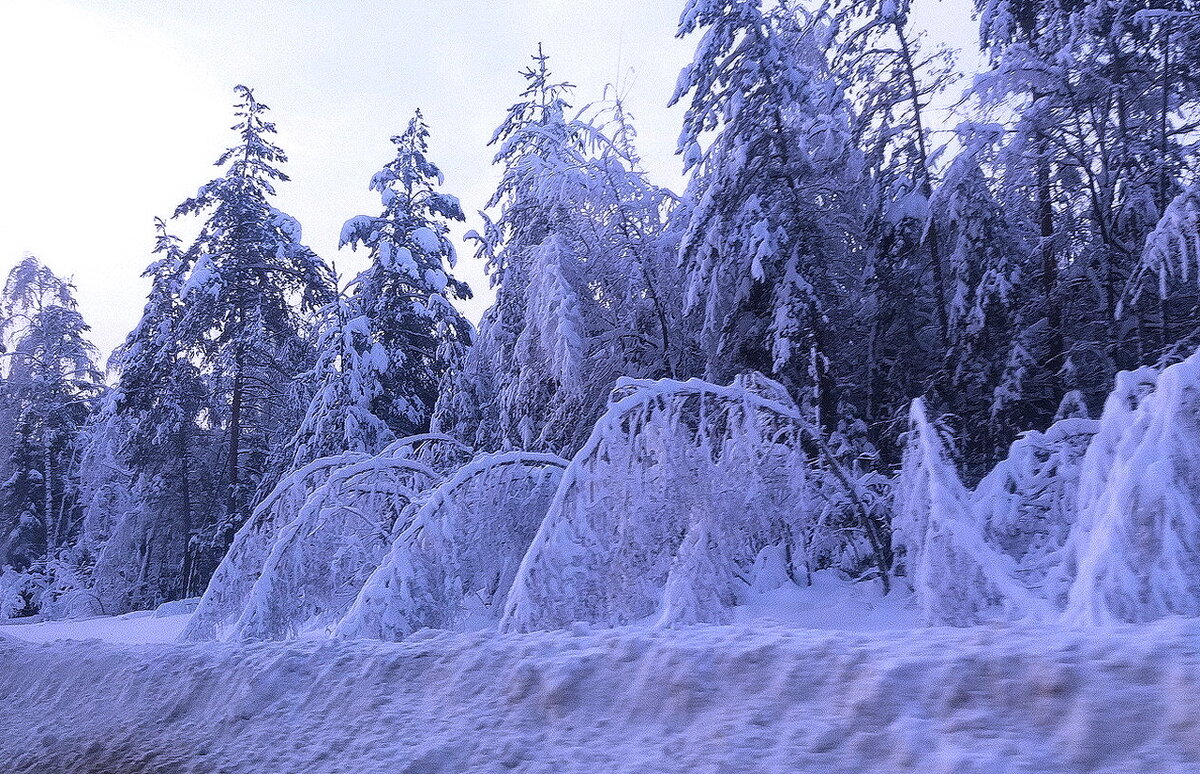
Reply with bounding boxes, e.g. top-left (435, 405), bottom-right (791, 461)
top-left (4, 0), bottom-right (1200, 769)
